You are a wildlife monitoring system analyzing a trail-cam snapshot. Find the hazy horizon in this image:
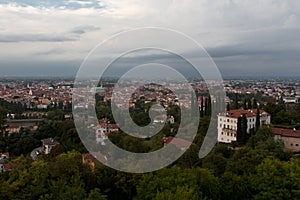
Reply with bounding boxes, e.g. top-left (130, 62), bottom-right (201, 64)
top-left (0, 1), bottom-right (300, 78)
